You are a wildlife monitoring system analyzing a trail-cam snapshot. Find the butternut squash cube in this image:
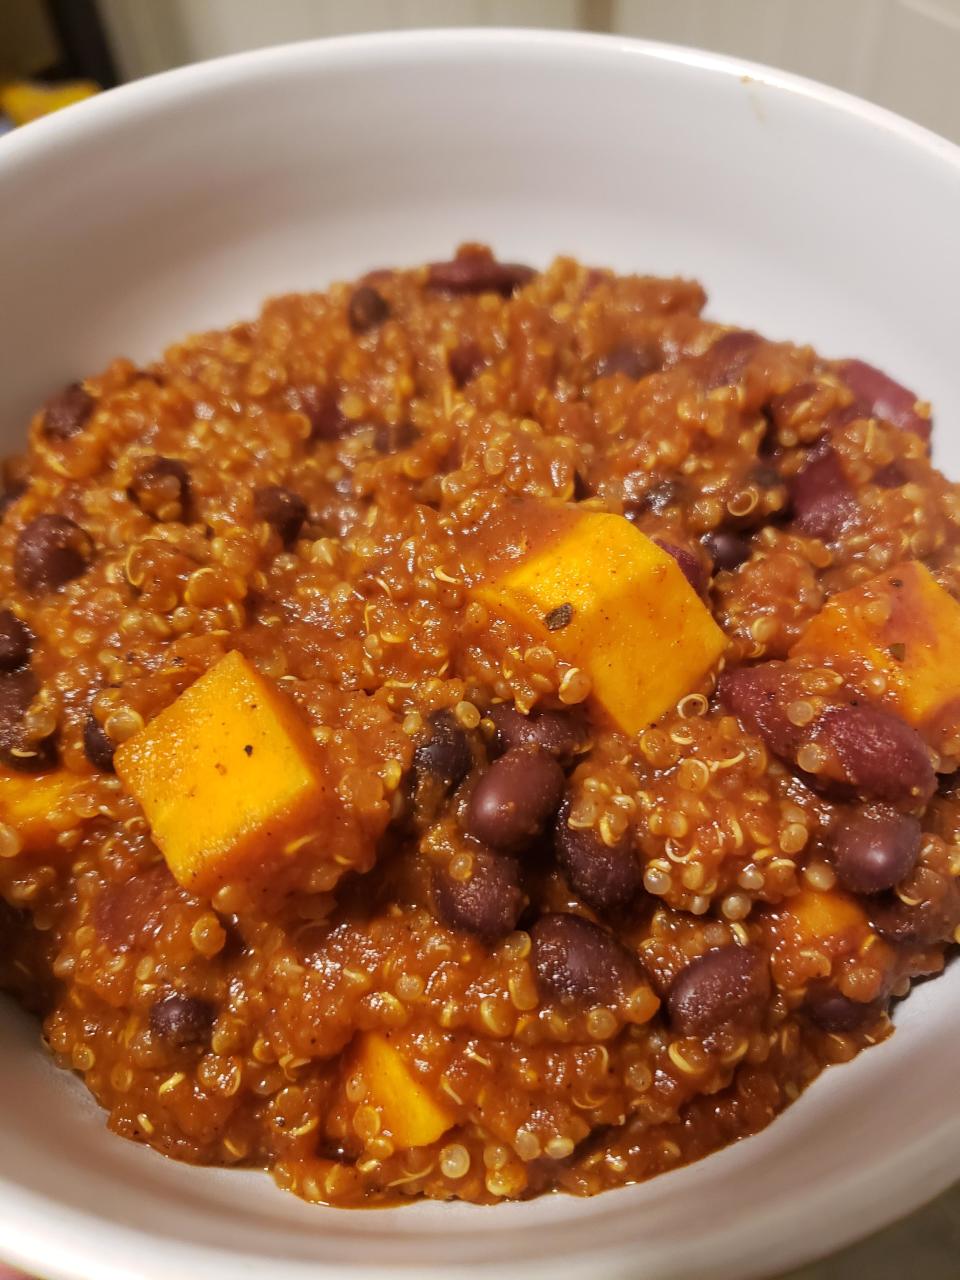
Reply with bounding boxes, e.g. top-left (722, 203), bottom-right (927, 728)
top-left (778, 888), bottom-right (868, 954)
top-left (475, 505), bottom-right (727, 734)
top-left (791, 561), bottom-right (960, 729)
top-left (115, 651), bottom-right (327, 895)
top-left (0, 769), bottom-right (85, 851)
top-left (355, 1032), bottom-right (455, 1149)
